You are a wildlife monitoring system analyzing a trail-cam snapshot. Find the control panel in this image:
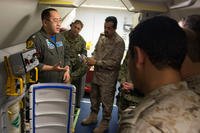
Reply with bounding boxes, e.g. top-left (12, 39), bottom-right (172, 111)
top-left (8, 49), bottom-right (39, 76)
